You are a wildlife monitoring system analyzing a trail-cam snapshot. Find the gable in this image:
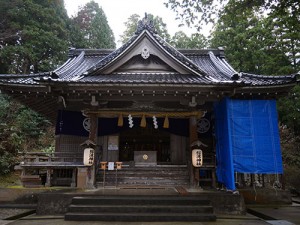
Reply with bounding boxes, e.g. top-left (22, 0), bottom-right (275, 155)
top-left (94, 31), bottom-right (203, 75)
top-left (115, 54), bottom-right (177, 73)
